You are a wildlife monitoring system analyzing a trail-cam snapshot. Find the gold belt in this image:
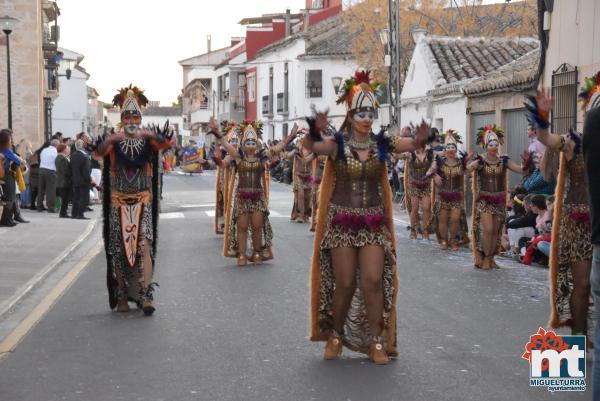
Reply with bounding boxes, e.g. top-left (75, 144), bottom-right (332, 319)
top-left (111, 190), bottom-right (152, 206)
